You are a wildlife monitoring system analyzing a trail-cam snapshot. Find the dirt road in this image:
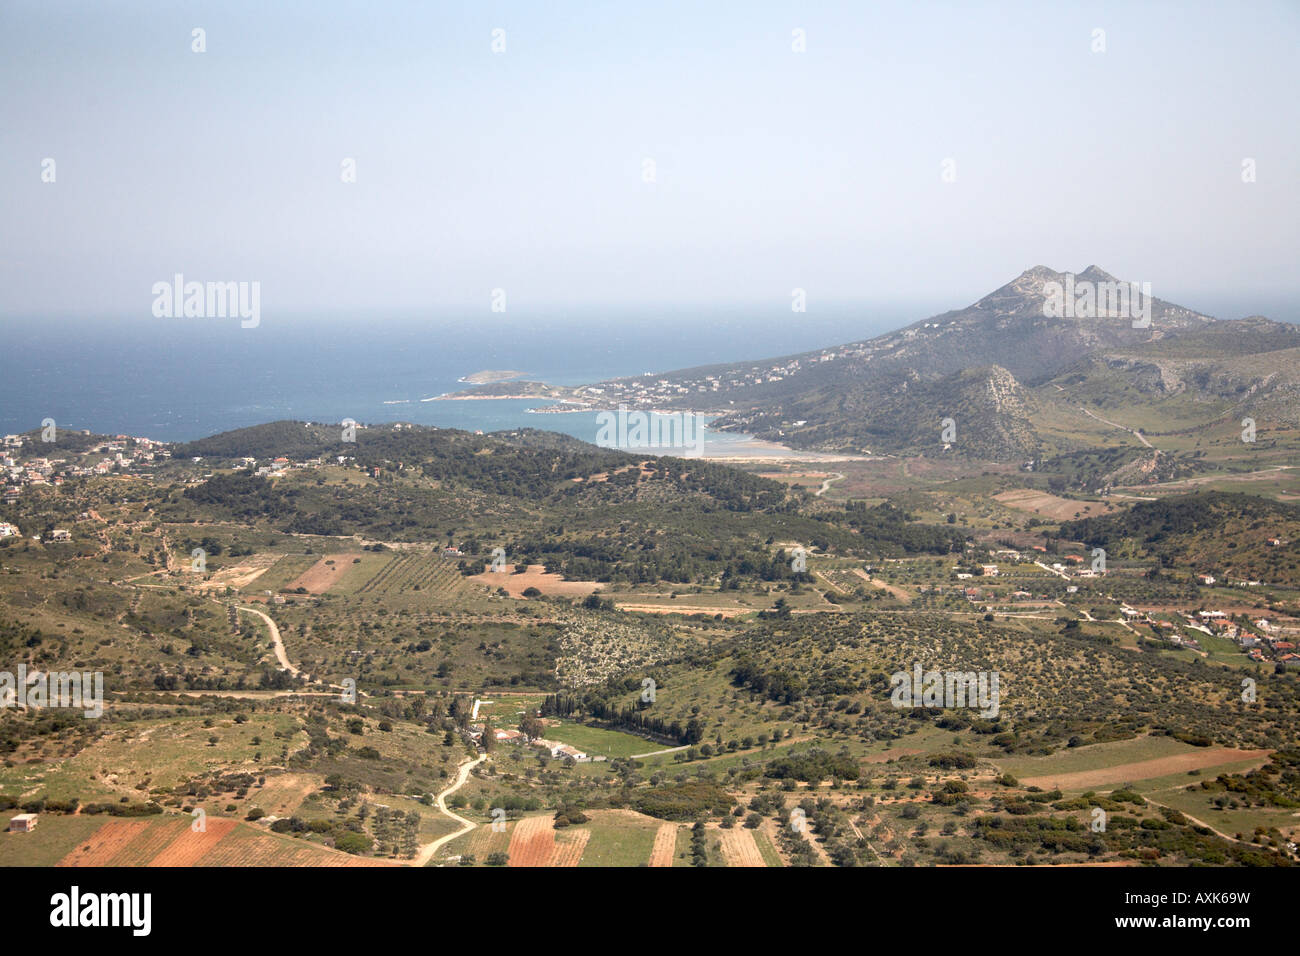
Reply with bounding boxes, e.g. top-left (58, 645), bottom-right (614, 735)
top-left (1079, 406), bottom-right (1153, 448)
top-left (412, 753), bottom-right (488, 866)
top-left (815, 472), bottom-right (845, 497)
top-left (237, 604), bottom-right (299, 677)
